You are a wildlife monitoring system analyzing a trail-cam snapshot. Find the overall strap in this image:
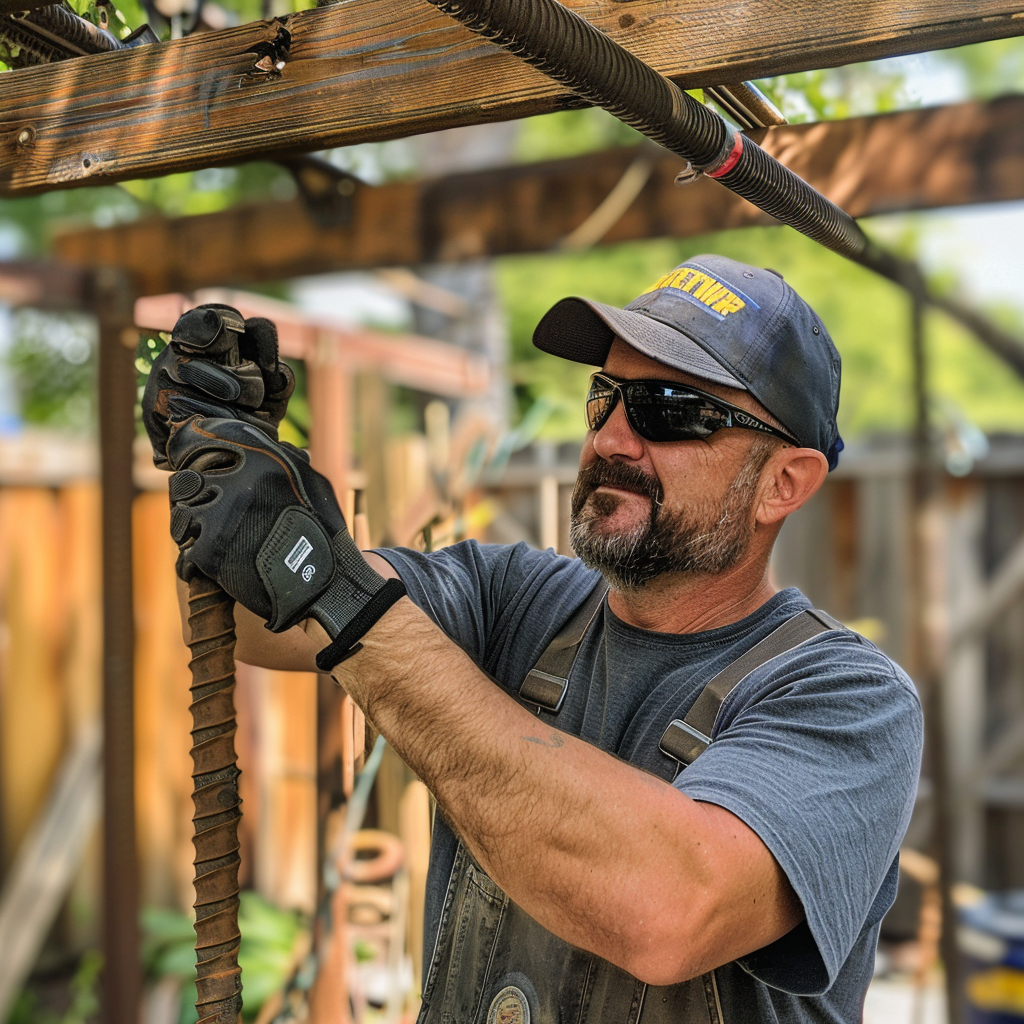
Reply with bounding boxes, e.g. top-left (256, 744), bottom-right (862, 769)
top-left (660, 608), bottom-right (845, 769)
top-left (519, 580), bottom-right (609, 713)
